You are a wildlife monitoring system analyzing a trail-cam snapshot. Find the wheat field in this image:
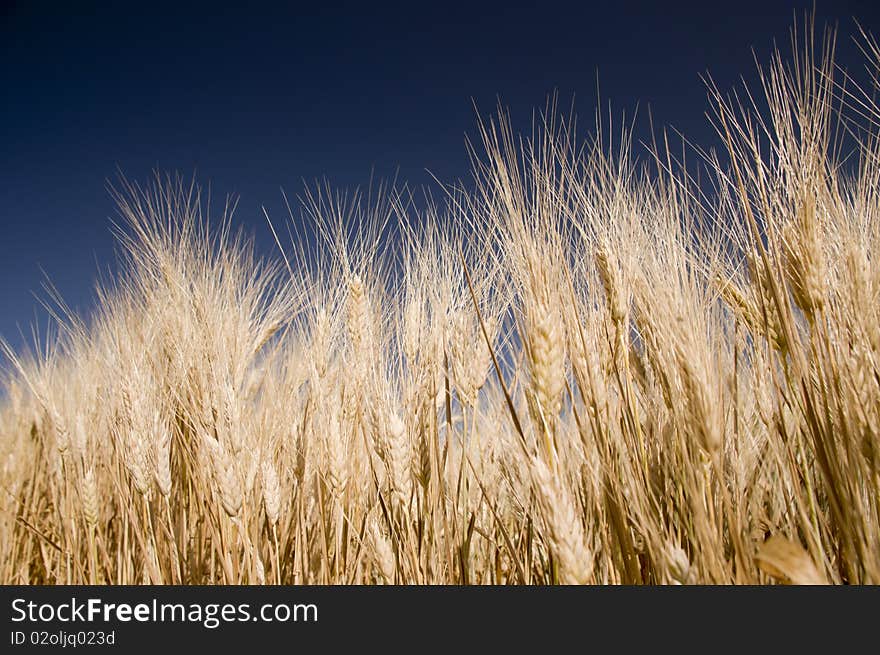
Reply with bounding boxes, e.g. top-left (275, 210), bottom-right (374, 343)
top-left (1, 22), bottom-right (878, 585)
